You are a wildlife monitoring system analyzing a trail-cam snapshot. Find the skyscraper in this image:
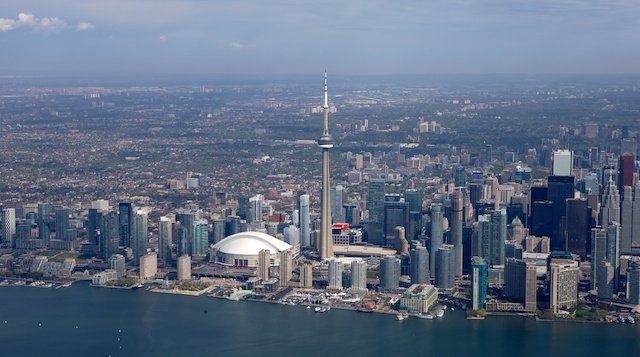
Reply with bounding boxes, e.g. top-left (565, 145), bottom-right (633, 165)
top-left (620, 184), bottom-right (640, 253)
top-left (367, 179), bottom-right (386, 246)
top-left (158, 216), bottom-right (172, 264)
top-left (1, 208), bottom-right (16, 247)
top-left (451, 190), bottom-right (463, 276)
top-left (331, 185), bottom-right (345, 222)
top-left (176, 227), bottom-right (188, 258)
top-left (237, 195), bottom-right (249, 221)
top-left (490, 209), bottom-right (507, 267)
top-left (606, 222), bottom-right (621, 289)
top-left (300, 262), bottom-right (313, 288)
top-left (619, 153), bottom-right (635, 194)
top-left (504, 258), bottom-right (537, 312)
top-left (596, 261), bottom-right (614, 300)
top-left (328, 259), bottom-right (344, 289)
top-left (192, 220), bottom-right (209, 256)
top-left (132, 210), bottom-right (148, 266)
top-left (473, 214), bottom-right (490, 259)
top-left (55, 208), bottom-right (69, 241)
top-left (621, 186), bottom-right (633, 253)
top-left (454, 165), bottom-right (467, 187)
top-left (627, 265), bottom-right (640, 305)
top-left (470, 256), bottom-right (488, 311)
top-left (430, 204), bottom-right (444, 279)
top-left (299, 194), bottom-right (311, 247)
top-left (177, 255), bottom-right (192, 281)
top-left (87, 208), bottom-right (102, 245)
top-left (350, 260), bottom-right (368, 291)
top-left (225, 216), bottom-right (241, 237)
top-left (601, 174), bottom-right (620, 226)
top-left (410, 242), bottom-right (429, 284)
top-left (552, 149), bottom-right (573, 176)
top-left (435, 244), bottom-right (455, 290)
top-left (279, 250), bottom-right (293, 287)
top-left (37, 203), bottom-right (50, 246)
top-left (379, 255), bottom-right (401, 291)
top-left (548, 175), bottom-right (575, 251)
top-left (249, 194), bottom-right (264, 226)
top-left (257, 249), bottom-right (270, 280)
top-left (633, 185), bottom-right (640, 250)
top-left (318, 71), bottom-right (334, 260)
top-left (549, 260), bottom-right (579, 313)
top-left (383, 199), bottom-right (409, 247)
top-left (176, 212), bottom-right (195, 253)
top-left (99, 211), bottom-right (119, 261)
top-left (590, 228), bottom-right (607, 290)
top-left (110, 254), bottom-right (126, 279)
top-left (565, 198), bottom-right (592, 256)
top-left (404, 189), bottom-right (422, 213)
top-left (118, 202), bottom-right (133, 247)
